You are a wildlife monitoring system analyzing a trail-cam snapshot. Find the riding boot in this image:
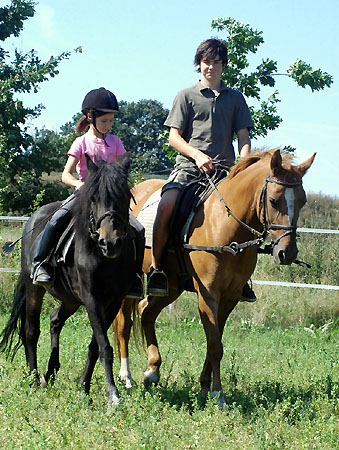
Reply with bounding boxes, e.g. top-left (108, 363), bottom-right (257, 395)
top-left (125, 227), bottom-right (145, 300)
top-left (240, 281), bottom-right (257, 302)
top-left (31, 221), bottom-right (59, 287)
